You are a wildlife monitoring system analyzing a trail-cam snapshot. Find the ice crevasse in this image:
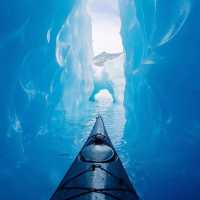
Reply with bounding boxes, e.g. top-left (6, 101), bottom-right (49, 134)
top-left (0, 0), bottom-right (200, 200)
